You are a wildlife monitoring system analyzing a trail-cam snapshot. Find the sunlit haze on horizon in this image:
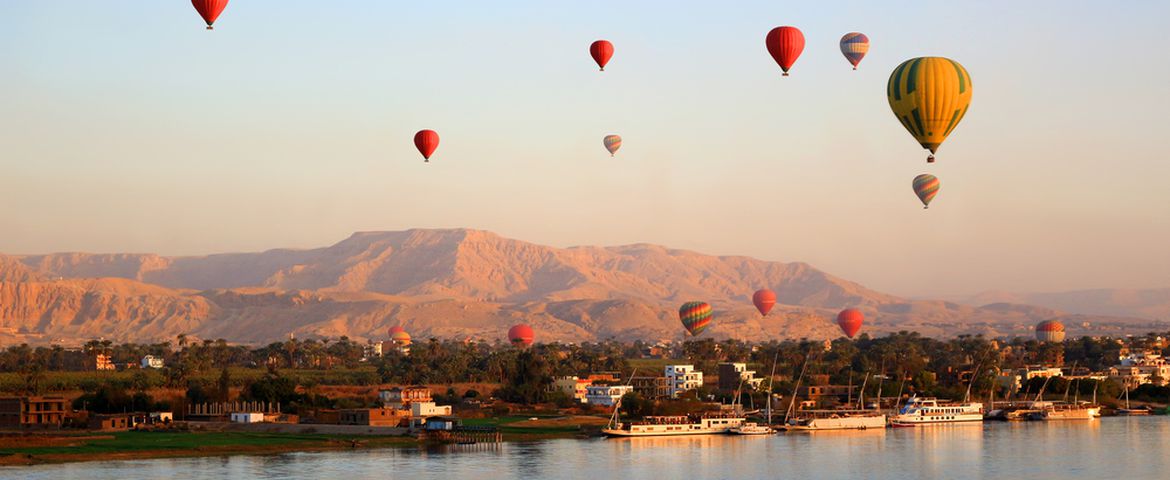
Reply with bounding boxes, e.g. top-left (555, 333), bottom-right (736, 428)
top-left (1, 1), bottom-right (1167, 297)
